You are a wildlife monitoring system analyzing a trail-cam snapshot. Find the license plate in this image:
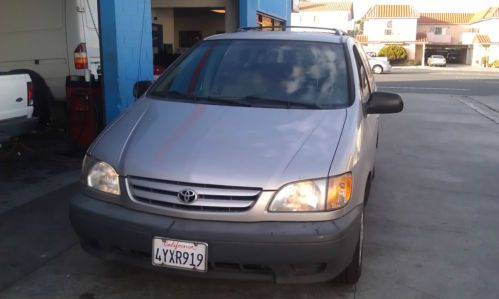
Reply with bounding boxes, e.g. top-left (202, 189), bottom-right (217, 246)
top-left (152, 237), bottom-right (208, 272)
